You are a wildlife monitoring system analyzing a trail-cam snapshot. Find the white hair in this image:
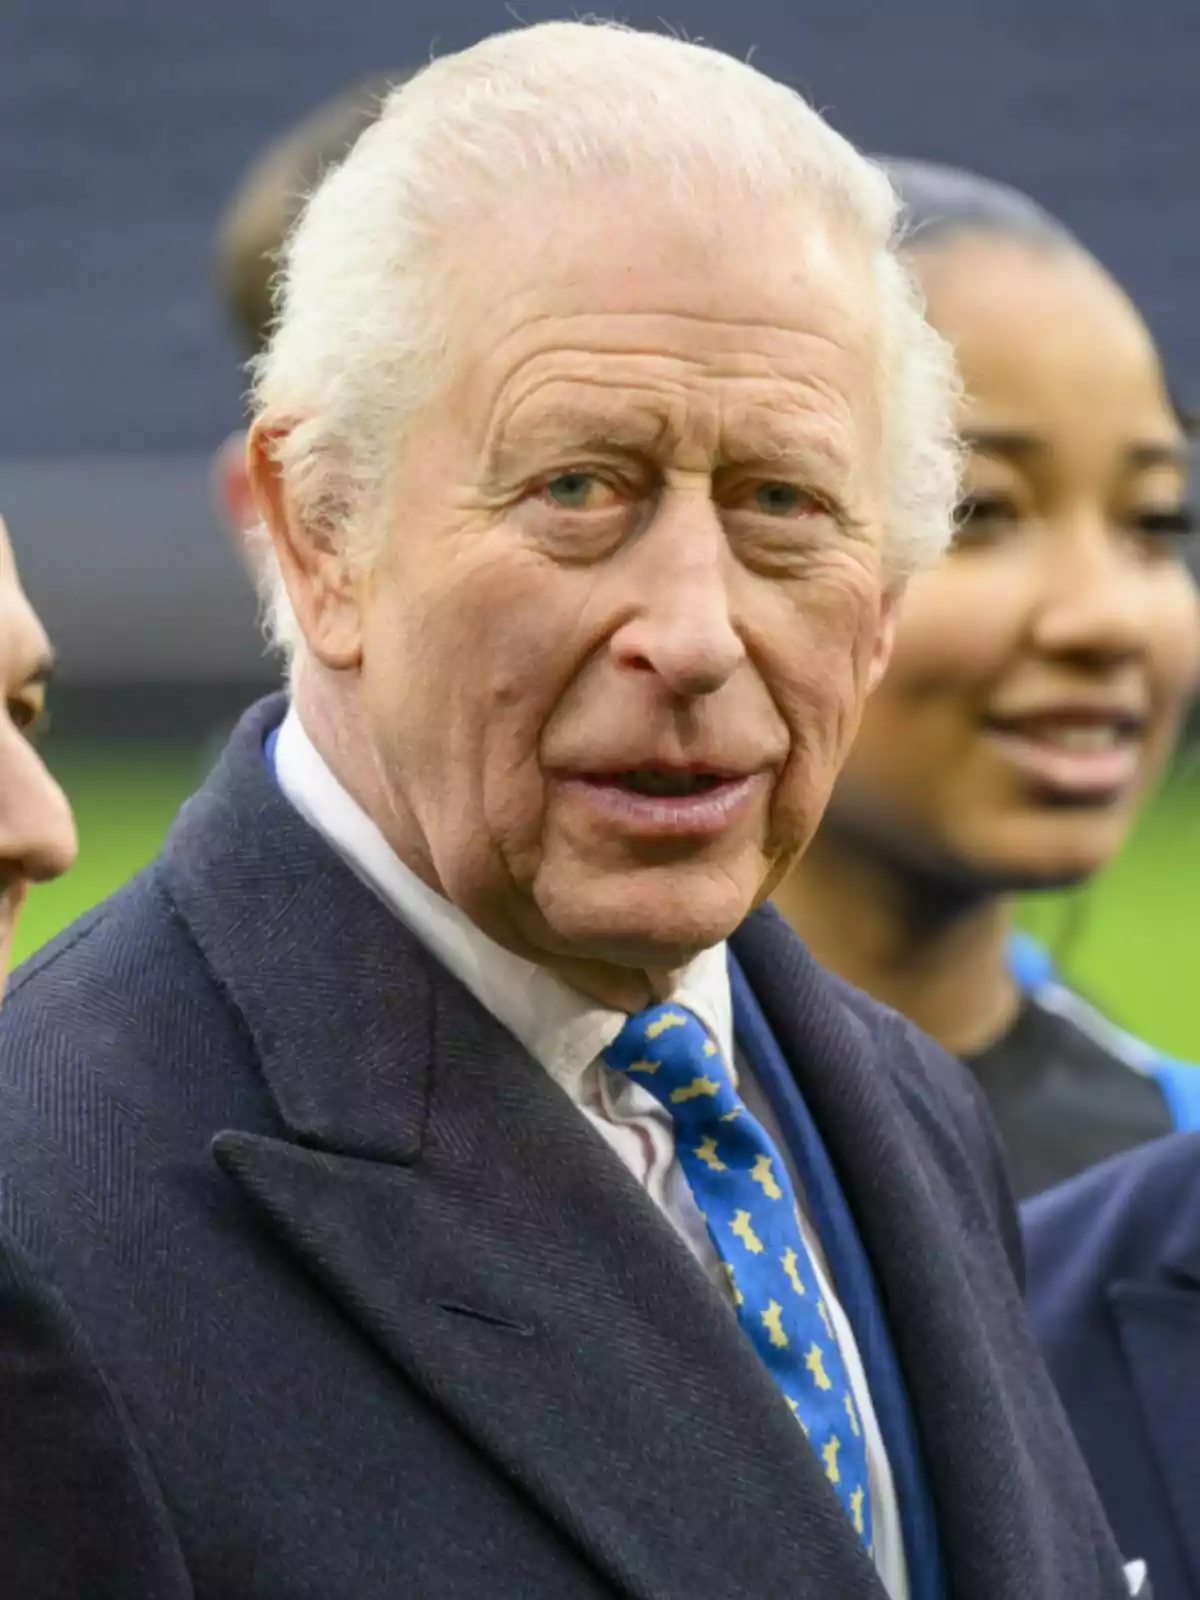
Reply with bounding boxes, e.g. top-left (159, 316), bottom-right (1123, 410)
top-left (251, 19), bottom-right (961, 657)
